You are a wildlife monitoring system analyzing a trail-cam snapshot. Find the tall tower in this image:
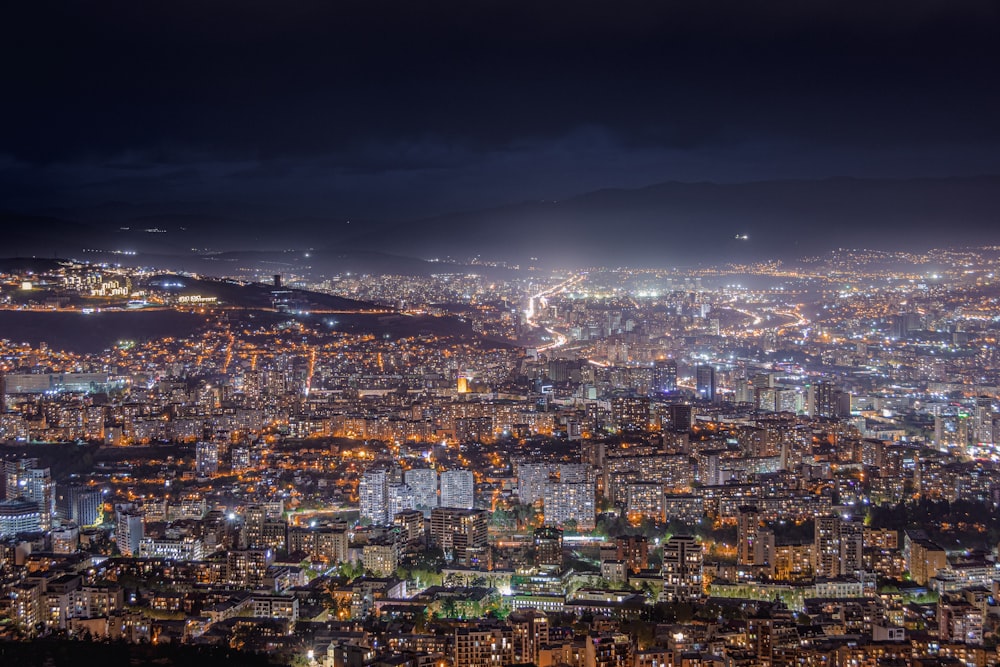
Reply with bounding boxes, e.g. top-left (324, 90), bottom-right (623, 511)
top-left (404, 468), bottom-right (438, 514)
top-left (695, 365), bottom-right (716, 402)
top-left (661, 534), bottom-right (703, 601)
top-left (652, 359), bottom-right (678, 394)
top-left (439, 469), bottom-right (474, 509)
top-left (814, 515), bottom-right (864, 578)
top-left (359, 469), bottom-right (389, 525)
top-left (737, 506), bottom-right (760, 567)
top-left (116, 509), bottom-right (144, 557)
top-left (195, 441), bottom-right (219, 477)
